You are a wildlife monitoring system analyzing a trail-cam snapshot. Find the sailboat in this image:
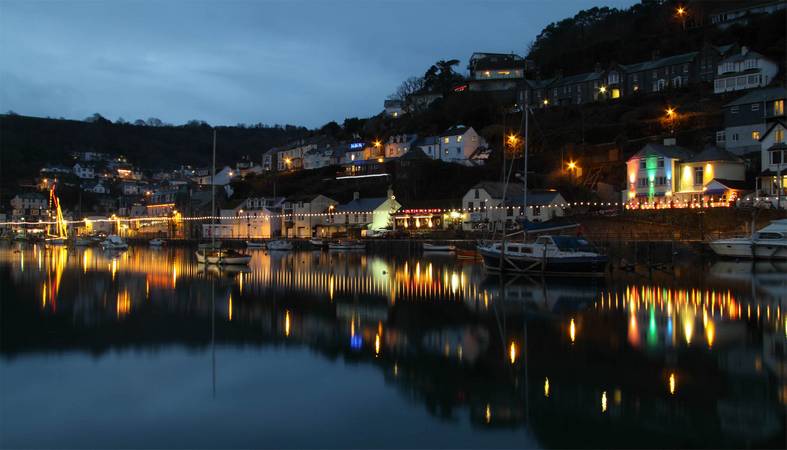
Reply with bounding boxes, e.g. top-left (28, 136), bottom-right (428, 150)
top-left (45, 185), bottom-right (68, 245)
top-left (195, 130), bottom-right (251, 266)
top-left (477, 106), bottom-right (607, 275)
